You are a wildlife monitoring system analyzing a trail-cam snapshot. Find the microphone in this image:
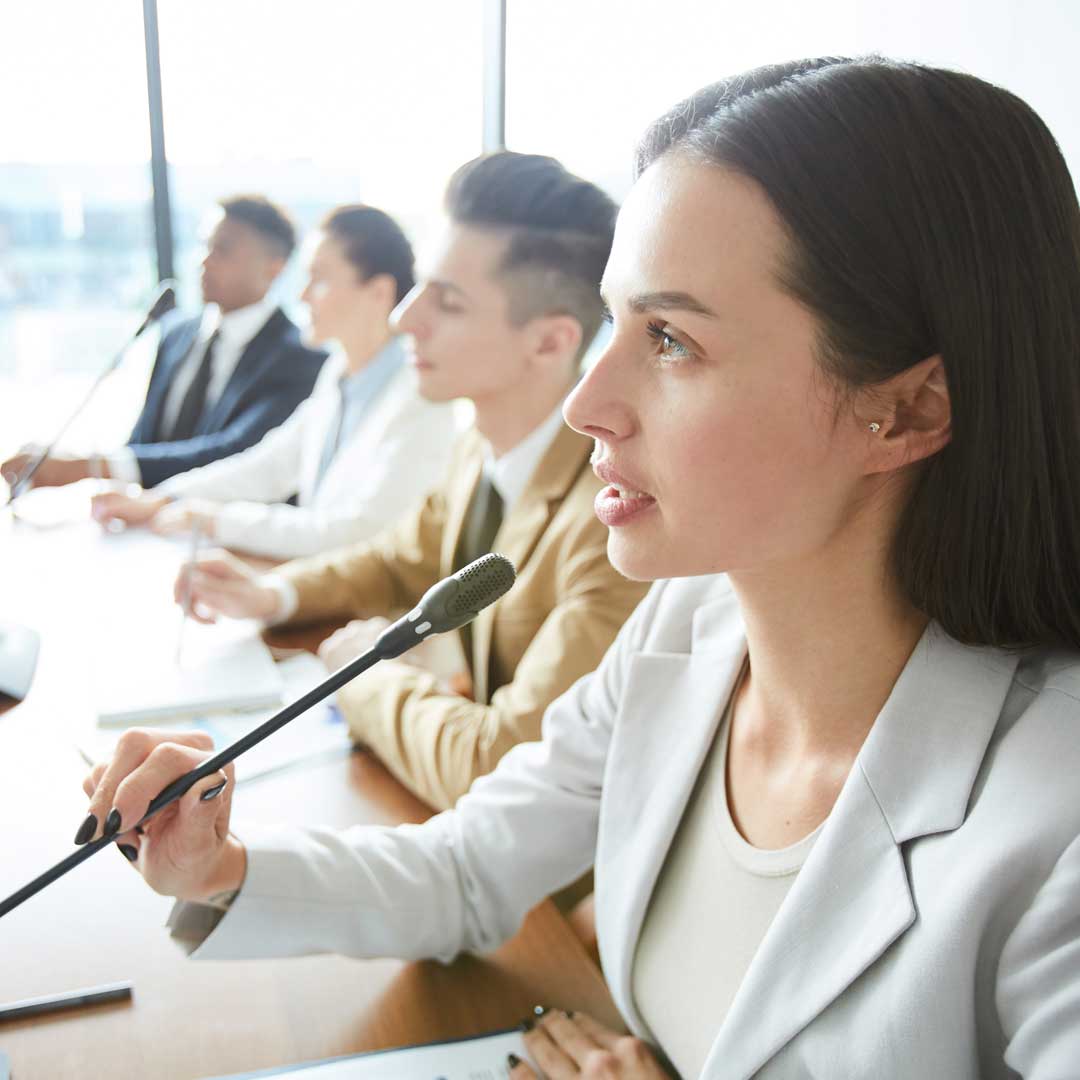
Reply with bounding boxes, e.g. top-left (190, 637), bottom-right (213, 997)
top-left (4, 280), bottom-right (179, 504)
top-left (131, 280), bottom-right (178, 339)
top-left (0, 554), bottom-right (516, 919)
